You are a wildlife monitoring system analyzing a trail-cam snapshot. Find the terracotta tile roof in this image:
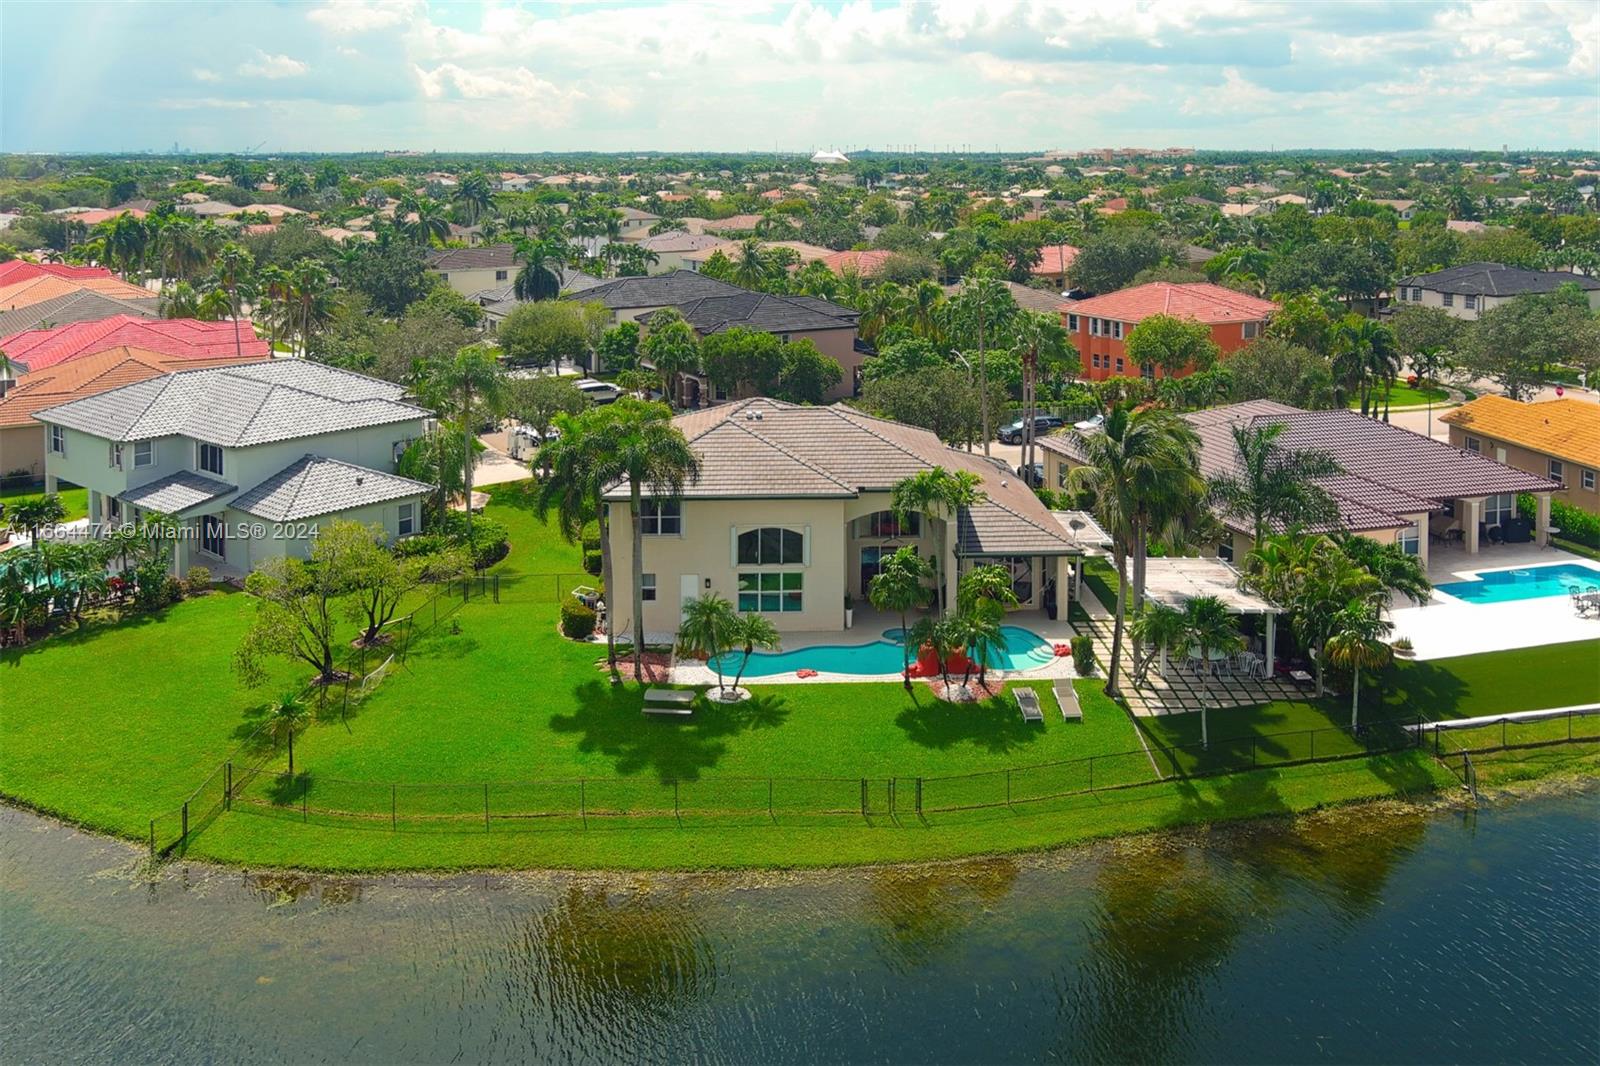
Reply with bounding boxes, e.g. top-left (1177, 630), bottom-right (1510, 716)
top-left (1064, 282), bottom-right (1277, 324)
top-left (0, 346), bottom-right (262, 428)
top-left (0, 262), bottom-right (116, 286)
top-left (1442, 396), bottom-right (1600, 469)
top-left (821, 249), bottom-right (895, 277)
top-left (1, 315), bottom-right (270, 372)
top-left (702, 214), bottom-right (763, 234)
top-left (1031, 243), bottom-right (1080, 276)
top-left (606, 398), bottom-right (1080, 556)
top-left (0, 274), bottom-right (153, 312)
